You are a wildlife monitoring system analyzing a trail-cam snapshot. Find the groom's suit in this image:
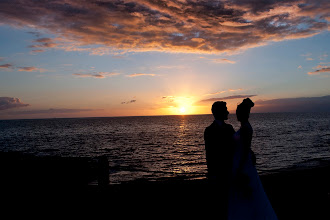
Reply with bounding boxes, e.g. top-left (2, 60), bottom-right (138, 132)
top-left (204, 120), bottom-right (235, 219)
top-left (204, 120), bottom-right (235, 181)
